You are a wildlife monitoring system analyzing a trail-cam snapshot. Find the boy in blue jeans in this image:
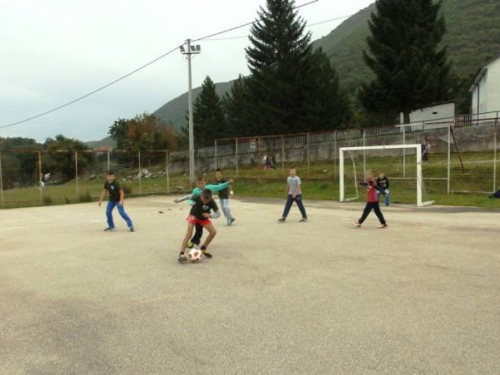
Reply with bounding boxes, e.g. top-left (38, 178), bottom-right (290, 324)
top-left (98, 171), bottom-right (134, 232)
top-left (278, 167), bottom-right (308, 223)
